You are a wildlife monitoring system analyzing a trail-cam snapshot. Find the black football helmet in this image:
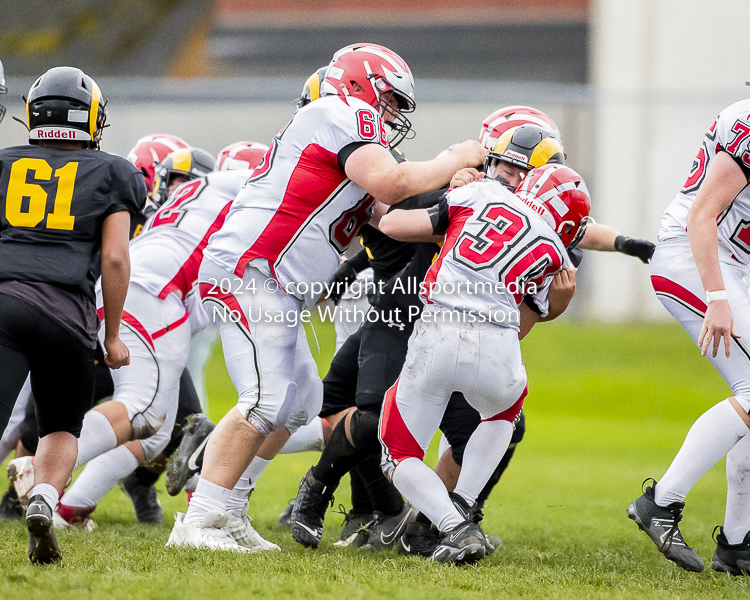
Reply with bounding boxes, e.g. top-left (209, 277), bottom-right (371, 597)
top-left (149, 147), bottom-right (214, 208)
top-left (26, 66), bottom-right (107, 149)
top-left (0, 58), bottom-right (6, 124)
top-left (297, 66), bottom-right (328, 109)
